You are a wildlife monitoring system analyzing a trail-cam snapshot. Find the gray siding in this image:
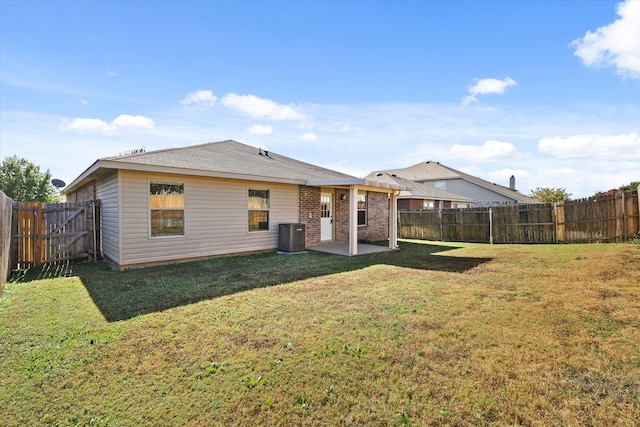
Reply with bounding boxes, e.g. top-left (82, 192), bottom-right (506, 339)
top-left (96, 172), bottom-right (121, 264)
top-left (423, 178), bottom-right (516, 204)
top-left (119, 171), bottom-right (299, 267)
